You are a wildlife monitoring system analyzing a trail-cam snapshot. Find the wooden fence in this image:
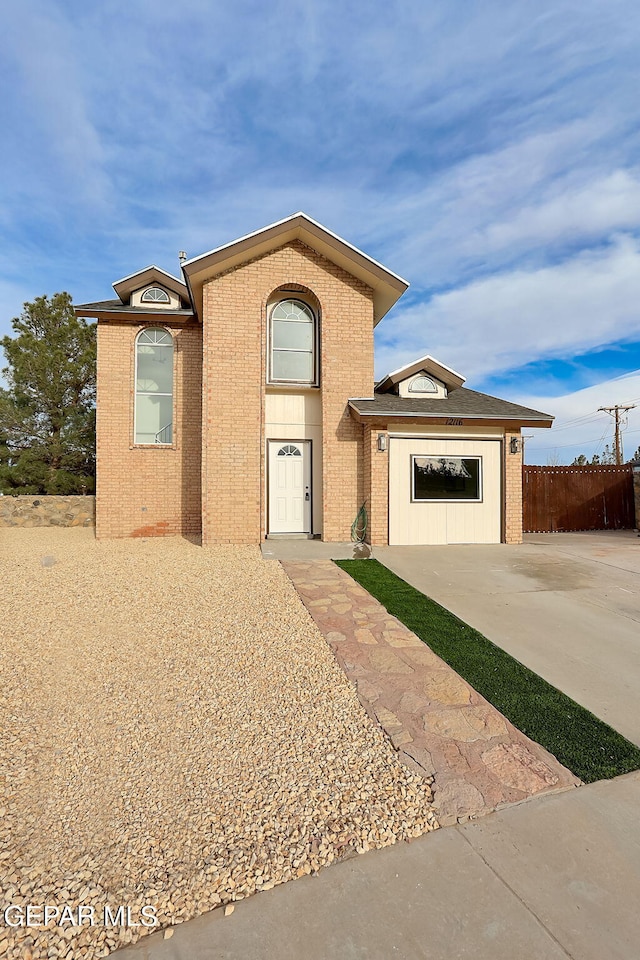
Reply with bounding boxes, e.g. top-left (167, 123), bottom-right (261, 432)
top-left (523, 464), bottom-right (635, 533)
